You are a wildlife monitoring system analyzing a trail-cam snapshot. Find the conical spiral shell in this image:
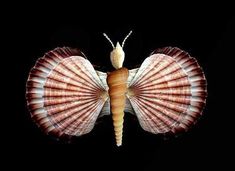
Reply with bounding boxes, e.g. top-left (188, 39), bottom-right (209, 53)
top-left (107, 68), bottom-right (129, 146)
